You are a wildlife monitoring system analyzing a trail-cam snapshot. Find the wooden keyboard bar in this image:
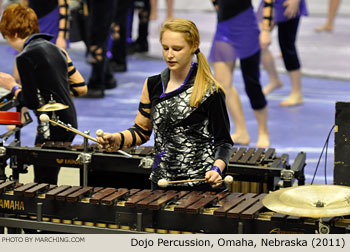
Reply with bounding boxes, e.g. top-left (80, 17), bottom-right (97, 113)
top-left (247, 148), bottom-right (264, 164)
top-left (129, 189), bottom-right (142, 195)
top-left (56, 186), bottom-right (82, 201)
top-left (217, 192), bottom-right (243, 205)
top-left (214, 192), bottom-right (256, 216)
top-left (186, 195), bottom-right (218, 214)
top-left (90, 188), bottom-right (118, 205)
top-left (125, 189), bottom-right (153, 207)
top-left (231, 147), bottom-right (238, 155)
top-left (240, 194), bottom-right (267, 219)
top-left (147, 190), bottom-right (183, 210)
top-left (46, 185), bottom-right (71, 200)
top-left (227, 197), bottom-right (260, 219)
top-left (136, 190), bottom-right (165, 209)
top-left (174, 191), bottom-right (204, 213)
top-left (280, 153), bottom-right (289, 164)
top-left (238, 148), bottom-right (256, 164)
top-left (100, 188), bottom-right (130, 206)
top-left (215, 191), bottom-right (231, 201)
top-left (264, 148), bottom-right (275, 160)
top-left (230, 148), bottom-right (246, 162)
top-left (270, 159), bottom-right (282, 168)
top-left (256, 194), bottom-right (267, 200)
top-left (24, 183), bottom-right (51, 197)
top-left (93, 187), bottom-right (104, 193)
top-left (67, 187), bottom-right (93, 202)
top-left (14, 183), bottom-right (37, 196)
top-left (240, 201), bottom-right (264, 219)
top-left (214, 194), bottom-right (246, 216)
top-left (0, 181), bottom-right (17, 193)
